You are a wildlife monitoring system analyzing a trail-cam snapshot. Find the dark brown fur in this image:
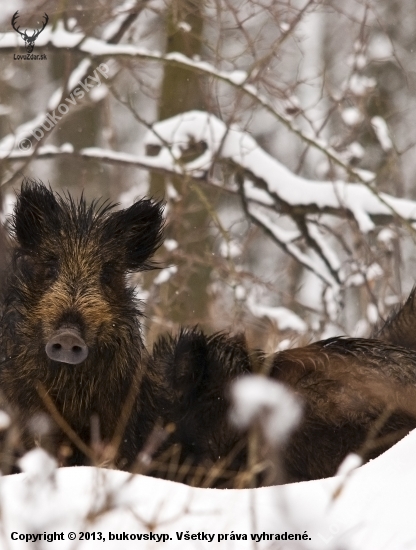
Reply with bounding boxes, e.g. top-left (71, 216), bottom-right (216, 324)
top-left (271, 337), bottom-right (416, 480)
top-left (147, 329), bottom-right (257, 482)
top-left (2, 181), bottom-right (416, 486)
top-left (150, 333), bottom-right (416, 484)
top-left (372, 287), bottom-right (416, 350)
top-left (0, 181), bottom-right (164, 466)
